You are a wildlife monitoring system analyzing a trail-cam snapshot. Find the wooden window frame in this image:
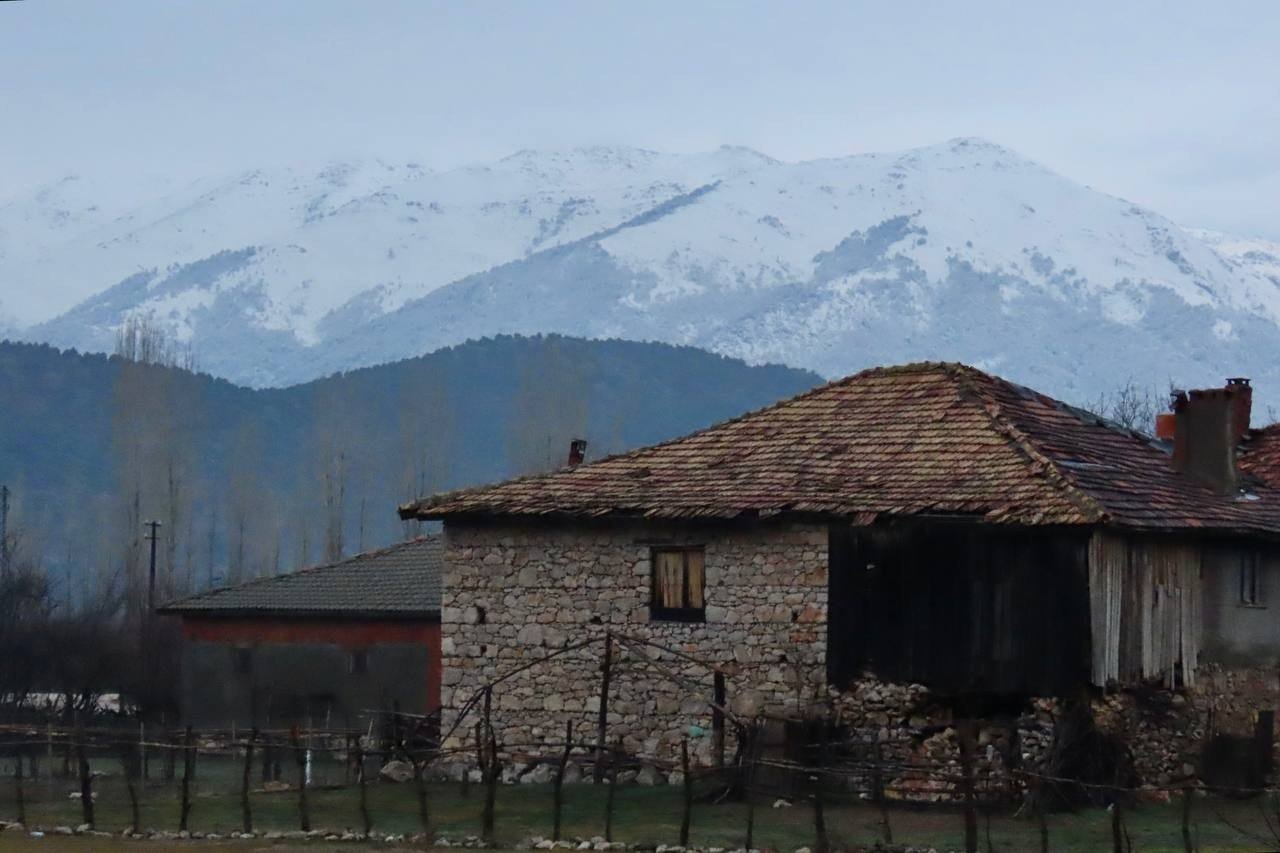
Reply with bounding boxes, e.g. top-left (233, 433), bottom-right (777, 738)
top-left (650, 546), bottom-right (706, 623)
top-left (1240, 553), bottom-right (1263, 607)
